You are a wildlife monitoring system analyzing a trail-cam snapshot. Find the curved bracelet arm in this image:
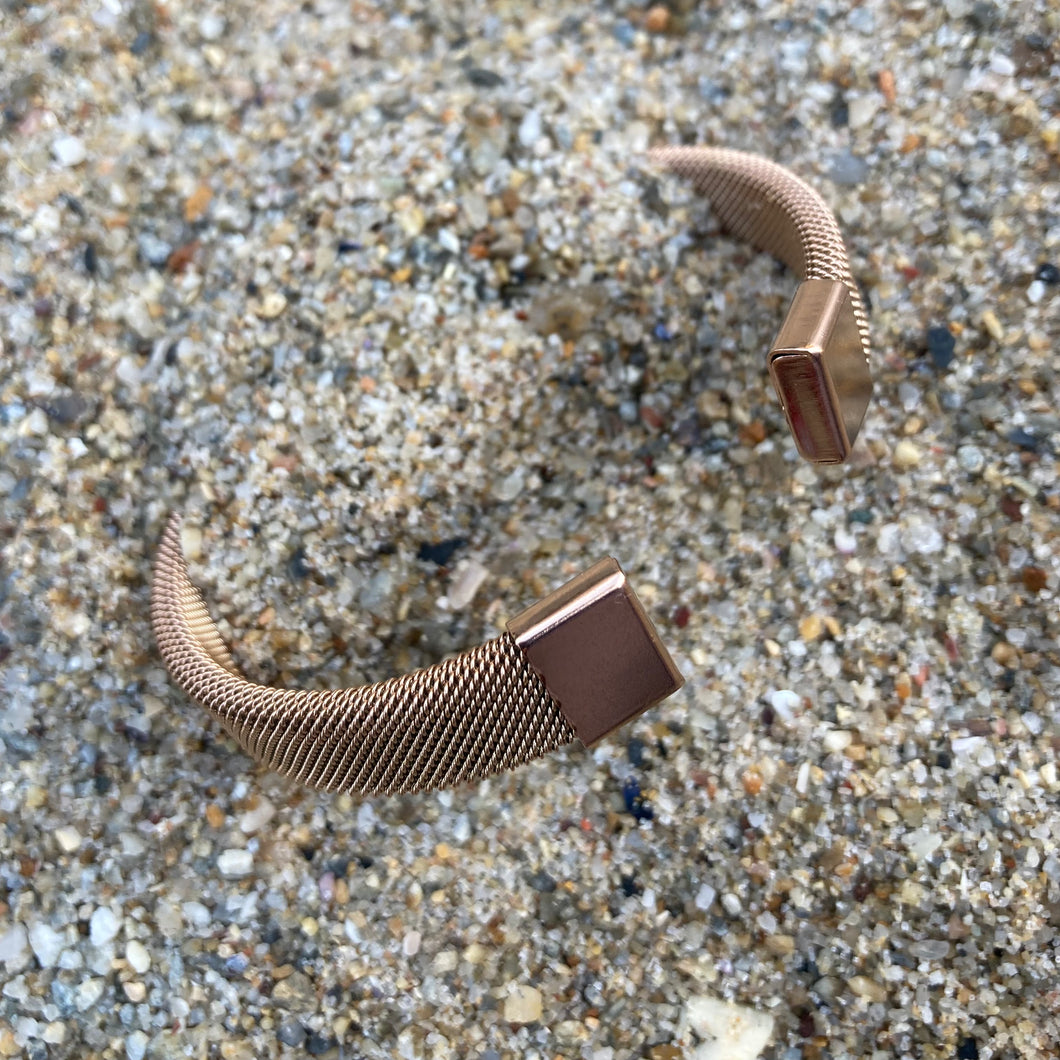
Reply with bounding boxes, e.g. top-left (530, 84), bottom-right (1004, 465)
top-left (153, 147), bottom-right (871, 797)
top-left (649, 147), bottom-right (872, 463)
top-left (151, 514), bottom-right (577, 795)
